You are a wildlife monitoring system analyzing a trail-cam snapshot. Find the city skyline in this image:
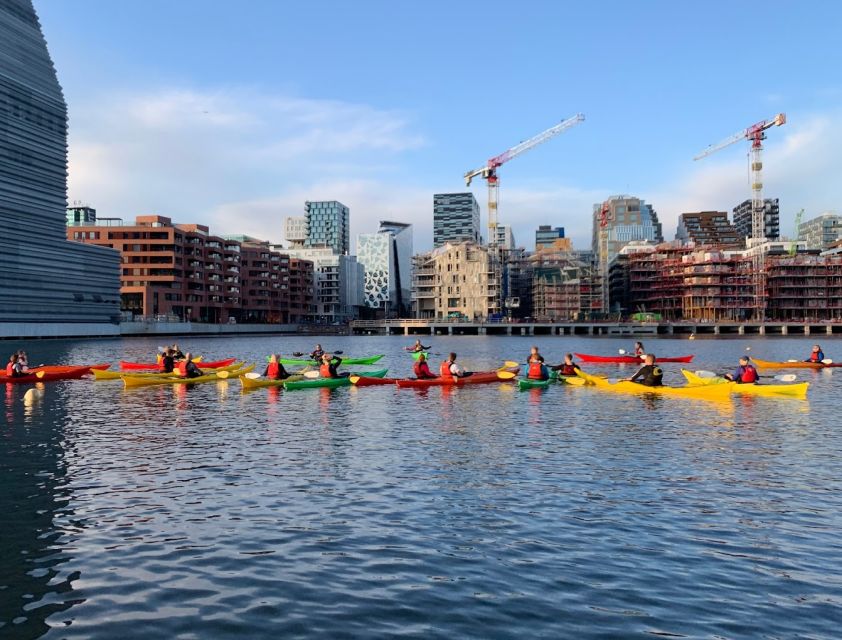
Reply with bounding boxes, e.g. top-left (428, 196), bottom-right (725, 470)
top-left (37, 0), bottom-right (842, 251)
